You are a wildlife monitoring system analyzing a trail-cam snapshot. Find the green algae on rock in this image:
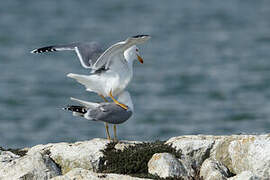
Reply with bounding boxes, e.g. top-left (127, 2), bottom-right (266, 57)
top-left (98, 141), bottom-right (182, 178)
